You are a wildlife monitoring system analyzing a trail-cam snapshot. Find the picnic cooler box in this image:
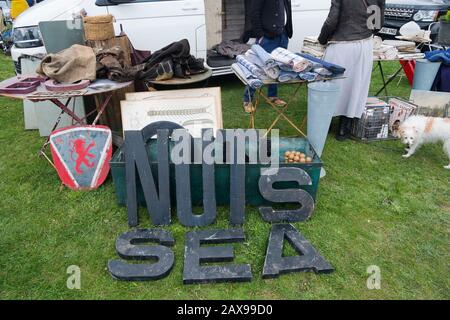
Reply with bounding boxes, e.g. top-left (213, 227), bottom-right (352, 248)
top-left (351, 98), bottom-right (391, 141)
top-left (110, 137), bottom-right (323, 208)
